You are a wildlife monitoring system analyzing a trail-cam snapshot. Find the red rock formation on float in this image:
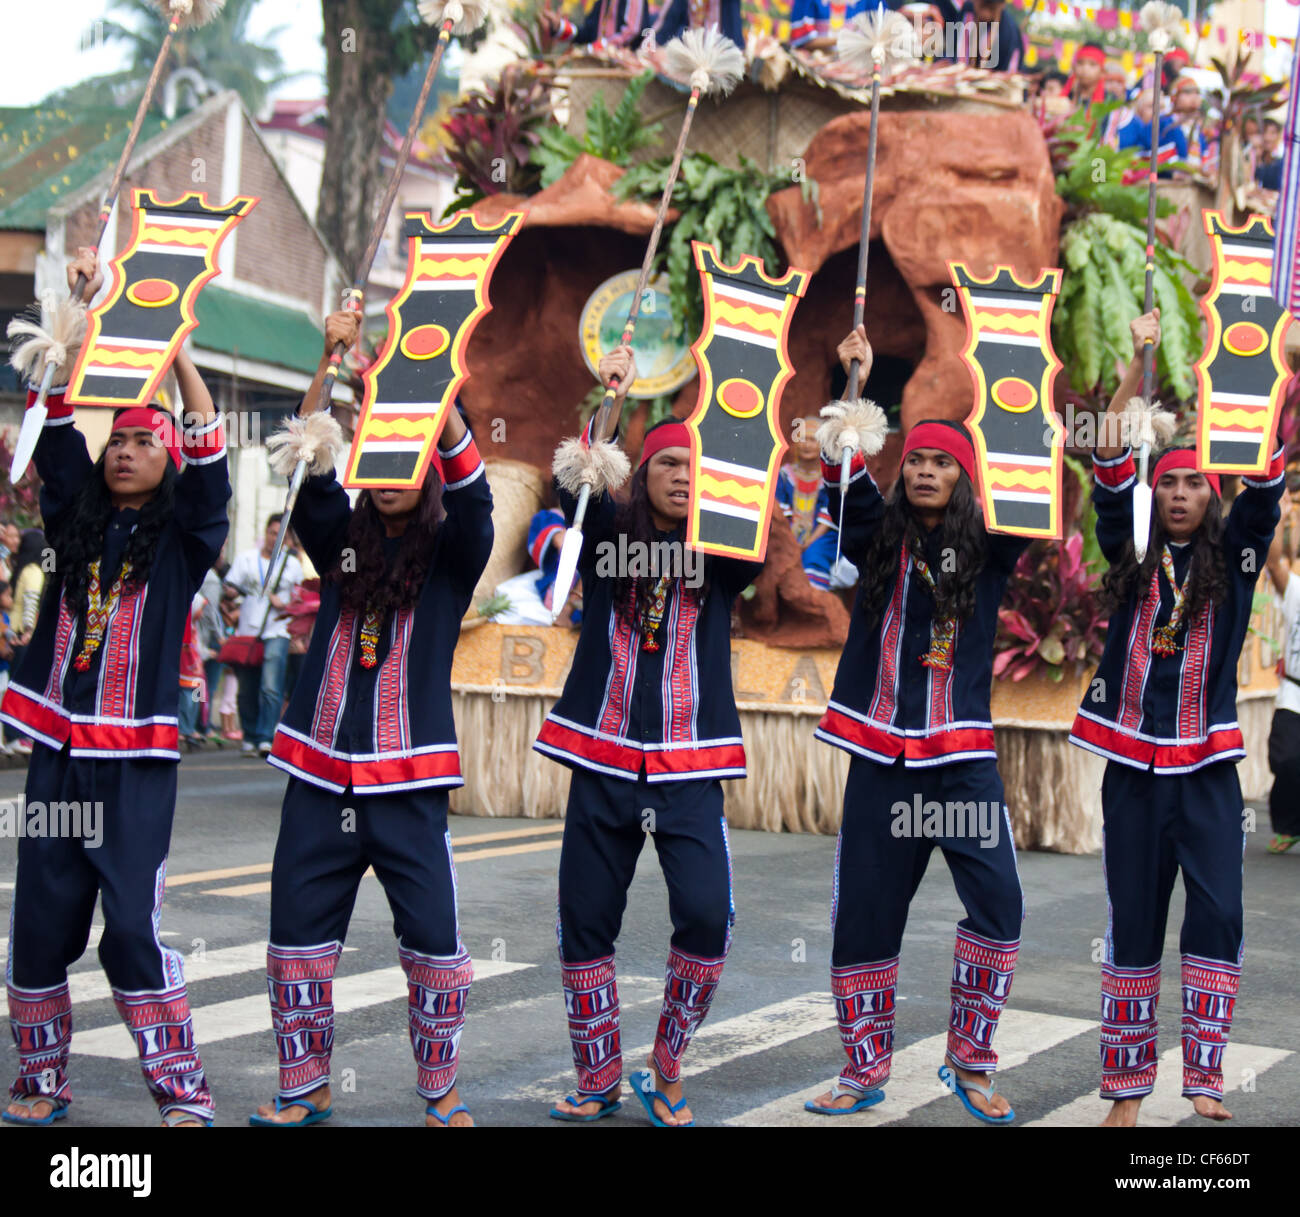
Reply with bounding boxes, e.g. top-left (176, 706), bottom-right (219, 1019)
top-left (460, 114), bottom-right (1062, 647)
